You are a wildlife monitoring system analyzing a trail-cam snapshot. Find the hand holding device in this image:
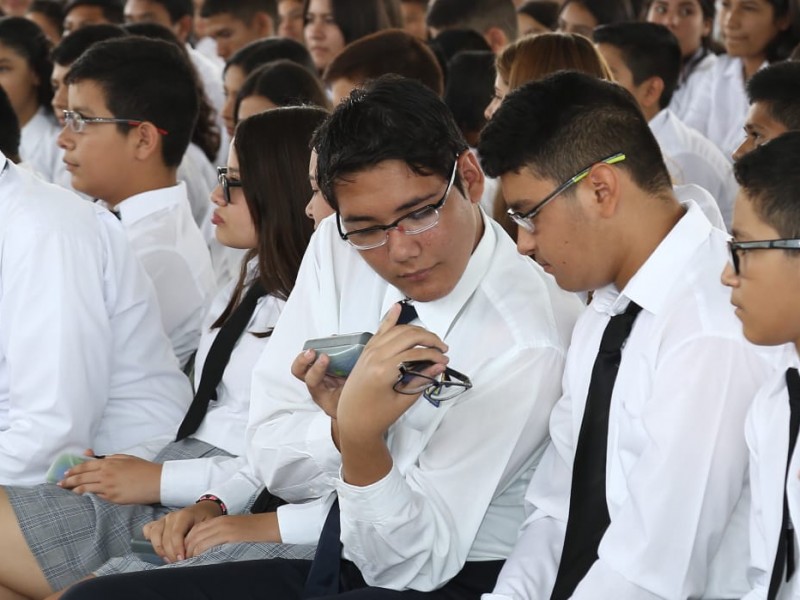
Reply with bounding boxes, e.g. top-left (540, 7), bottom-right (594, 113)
top-left (302, 332), bottom-right (373, 378)
top-left (46, 453), bottom-right (96, 484)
